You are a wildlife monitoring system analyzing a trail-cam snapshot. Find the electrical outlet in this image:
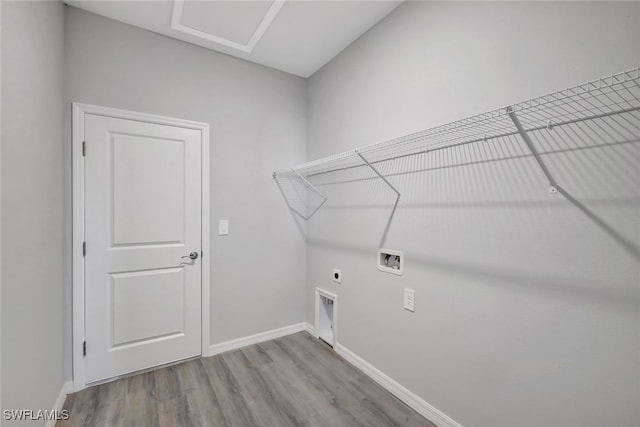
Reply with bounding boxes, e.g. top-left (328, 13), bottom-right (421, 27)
top-left (333, 268), bottom-right (342, 283)
top-left (218, 219), bottom-right (229, 236)
top-left (404, 288), bottom-right (415, 312)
